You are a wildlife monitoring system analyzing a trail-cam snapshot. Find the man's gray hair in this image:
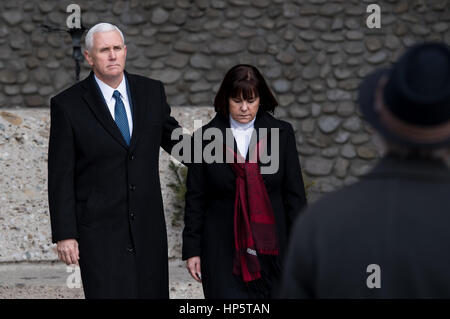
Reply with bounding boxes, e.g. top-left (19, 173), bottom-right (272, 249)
top-left (85, 23), bottom-right (125, 52)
